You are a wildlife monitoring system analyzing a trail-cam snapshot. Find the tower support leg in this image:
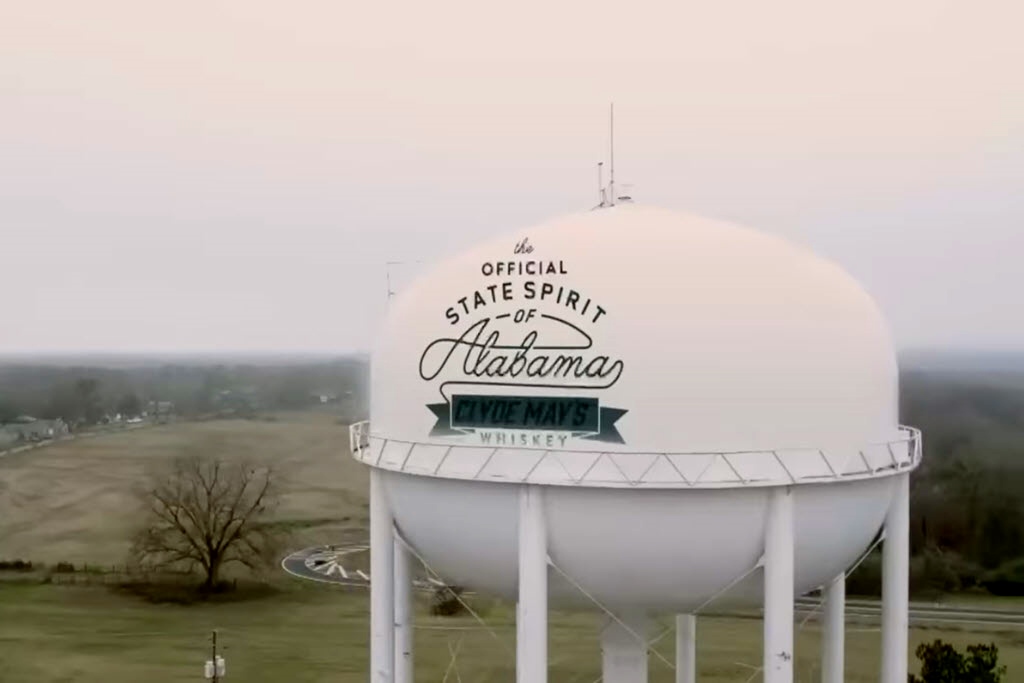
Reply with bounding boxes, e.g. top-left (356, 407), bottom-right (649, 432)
top-left (881, 473), bottom-right (910, 683)
top-left (601, 613), bottom-right (651, 683)
top-left (822, 573), bottom-right (845, 683)
top-left (394, 536), bottom-right (413, 683)
top-left (675, 614), bottom-right (696, 683)
top-left (517, 485), bottom-right (548, 683)
top-left (764, 486), bottom-right (794, 683)
top-left (370, 469), bottom-right (395, 683)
